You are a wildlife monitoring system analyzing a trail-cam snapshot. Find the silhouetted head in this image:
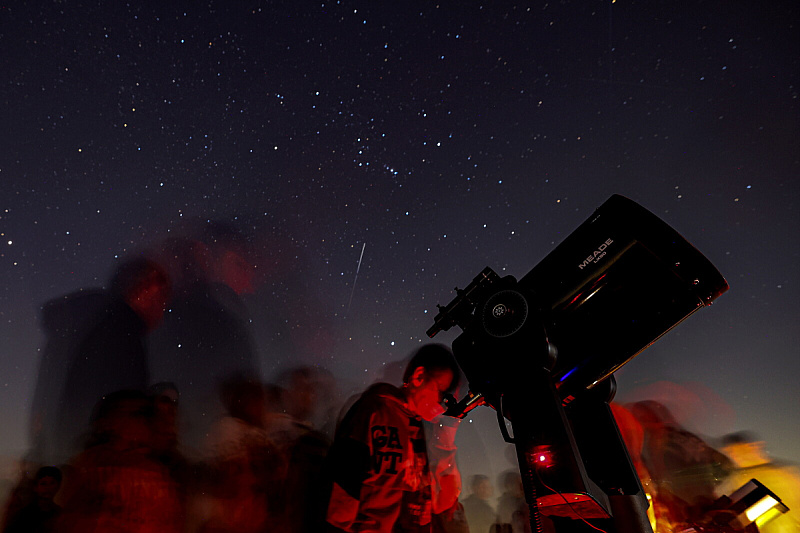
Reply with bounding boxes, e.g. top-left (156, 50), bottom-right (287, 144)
top-left (201, 221), bottom-right (257, 295)
top-left (110, 258), bottom-right (171, 330)
top-left (499, 470), bottom-right (524, 497)
top-left (89, 389), bottom-right (154, 448)
top-left (402, 344), bottom-right (460, 421)
top-left (721, 430), bottom-right (768, 468)
top-left (629, 400), bottom-right (678, 428)
top-left (470, 474), bottom-right (493, 500)
top-left (219, 376), bottom-right (266, 427)
top-left (721, 430), bottom-right (760, 447)
top-left (34, 466), bottom-right (62, 500)
top-left (280, 366), bottom-right (323, 421)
